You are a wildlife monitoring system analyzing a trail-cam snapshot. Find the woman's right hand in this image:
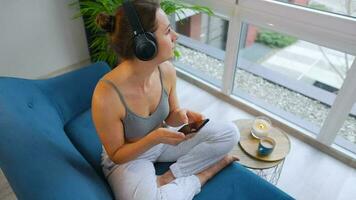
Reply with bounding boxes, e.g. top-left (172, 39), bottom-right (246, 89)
top-left (148, 128), bottom-right (186, 146)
